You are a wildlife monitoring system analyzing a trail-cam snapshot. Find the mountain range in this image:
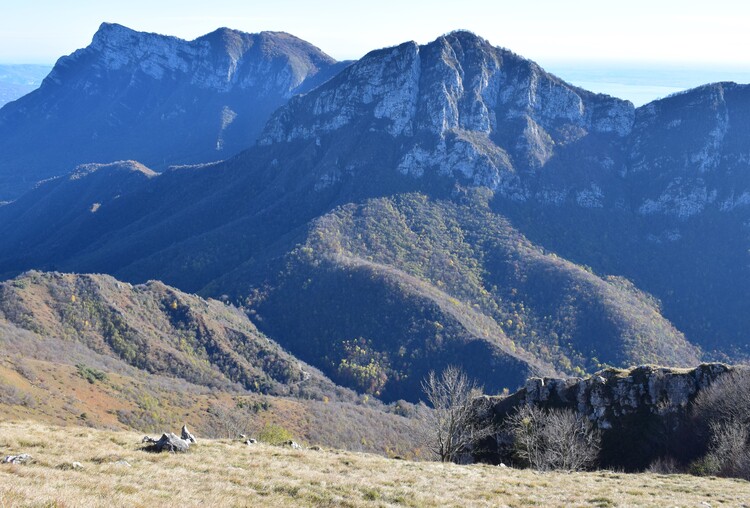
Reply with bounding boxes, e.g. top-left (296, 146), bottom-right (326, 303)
top-left (0, 25), bottom-right (748, 405)
top-left (0, 23), bottom-right (347, 200)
